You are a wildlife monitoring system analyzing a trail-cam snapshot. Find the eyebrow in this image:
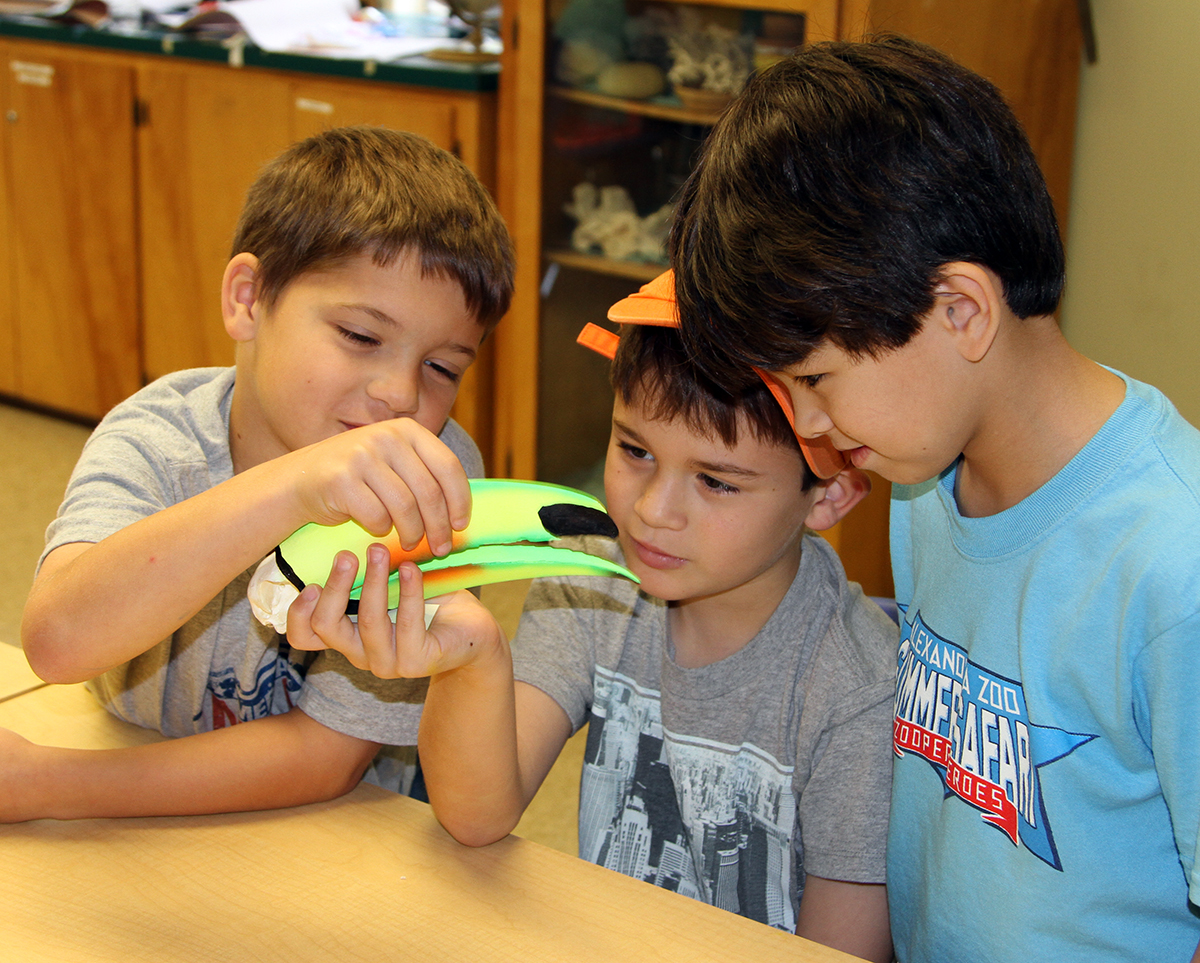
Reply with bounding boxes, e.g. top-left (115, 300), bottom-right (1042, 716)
top-left (612, 419), bottom-right (762, 480)
top-left (341, 303), bottom-right (478, 360)
top-left (693, 459), bottom-right (761, 479)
